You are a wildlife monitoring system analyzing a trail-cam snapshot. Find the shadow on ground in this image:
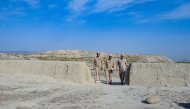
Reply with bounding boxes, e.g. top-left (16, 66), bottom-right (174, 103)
top-left (178, 103), bottom-right (190, 109)
top-left (101, 81), bottom-right (127, 86)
